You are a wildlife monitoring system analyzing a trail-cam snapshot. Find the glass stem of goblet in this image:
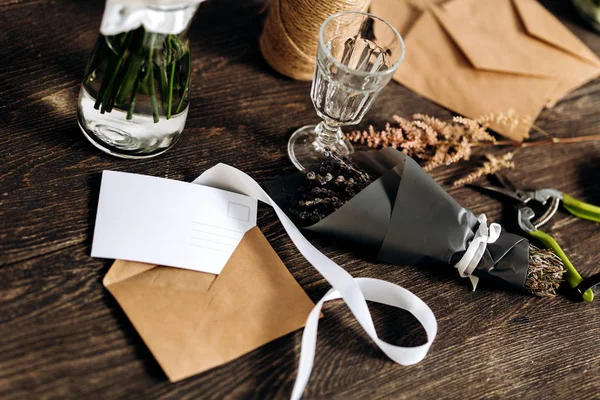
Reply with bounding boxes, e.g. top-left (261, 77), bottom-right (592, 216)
top-left (314, 121), bottom-right (342, 149)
